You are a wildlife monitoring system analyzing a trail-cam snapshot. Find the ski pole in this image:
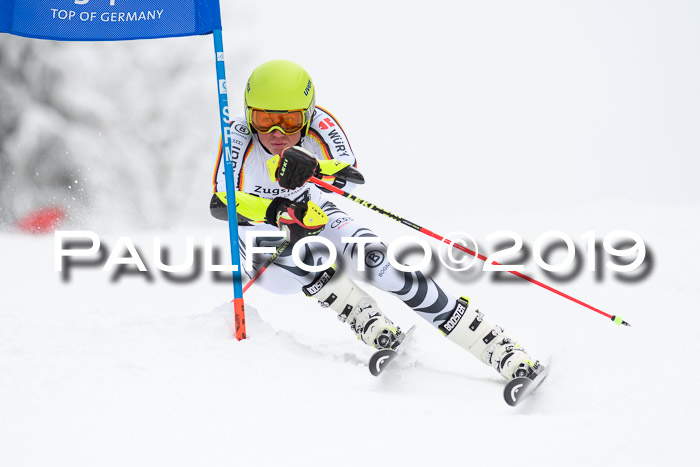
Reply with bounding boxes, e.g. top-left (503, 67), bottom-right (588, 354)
top-left (240, 240), bottom-right (290, 294)
top-left (309, 176), bottom-right (630, 327)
